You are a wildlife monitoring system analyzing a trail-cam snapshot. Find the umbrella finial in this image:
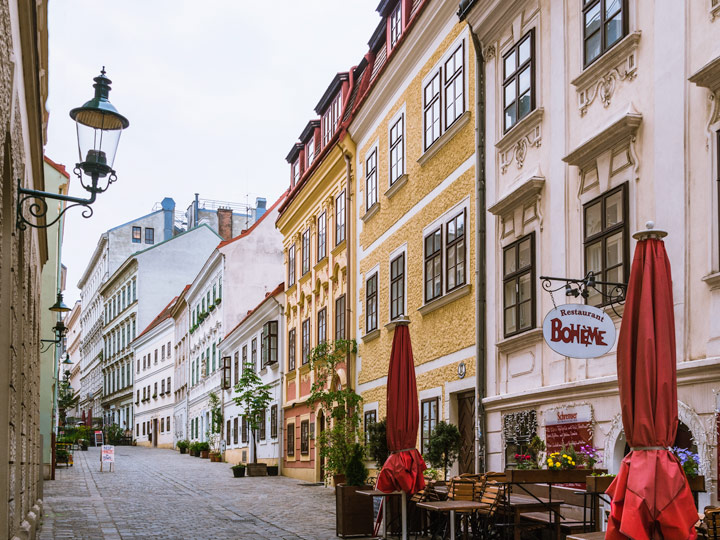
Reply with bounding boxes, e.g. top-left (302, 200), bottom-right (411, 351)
top-left (633, 221), bottom-right (668, 241)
